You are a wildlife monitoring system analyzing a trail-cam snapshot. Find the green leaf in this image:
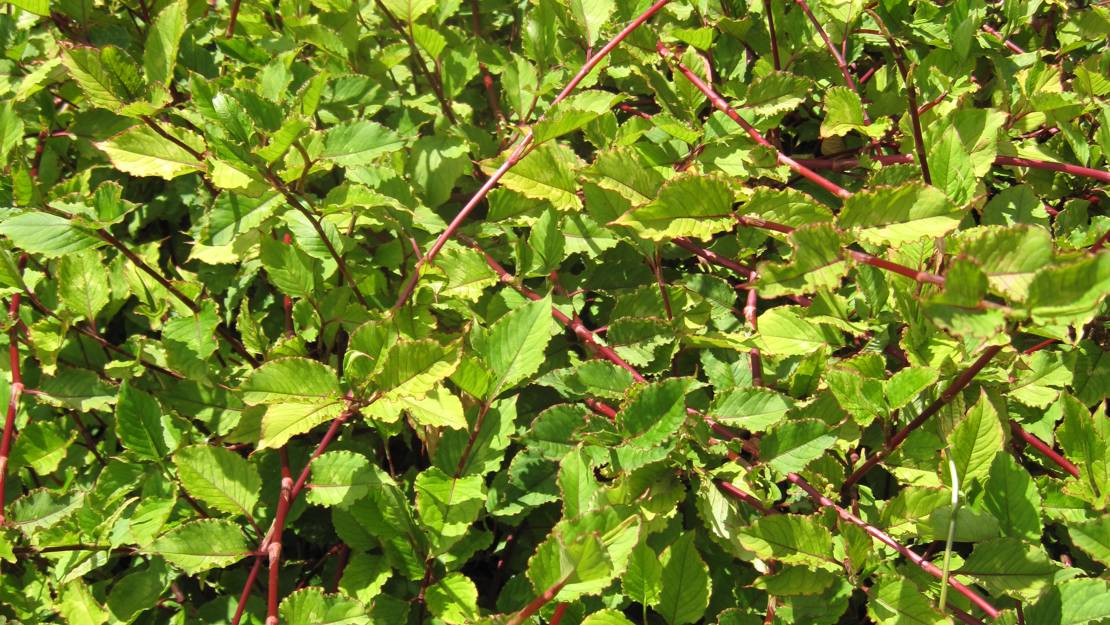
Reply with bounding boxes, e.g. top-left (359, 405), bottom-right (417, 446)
top-left (376, 339), bottom-right (460, 400)
top-left (821, 87), bottom-right (889, 139)
top-left (173, 445), bottom-right (261, 520)
top-left (57, 249), bottom-right (110, 321)
top-left (1024, 578), bottom-right (1110, 625)
top-left (927, 126), bottom-right (976, 206)
top-left (839, 184), bottom-right (963, 246)
top-left (149, 519), bottom-right (250, 574)
top-left (96, 124), bottom-right (205, 180)
top-left (656, 533), bottom-right (710, 625)
top-left (614, 173), bottom-right (735, 241)
top-left (582, 610), bottom-right (638, 625)
top-left (116, 380), bottom-right (181, 461)
top-left (569, 0), bottom-right (615, 47)
top-left (754, 307), bottom-right (839, 356)
top-left (242, 357), bottom-right (342, 404)
top-left (260, 236), bottom-right (319, 298)
top-left (953, 225), bottom-right (1052, 301)
top-left (617, 378), bottom-right (694, 448)
top-left (1056, 393), bottom-right (1110, 509)
top-left (534, 91), bottom-right (624, 144)
top-left (426, 573), bottom-right (479, 624)
top-left (482, 294), bottom-right (555, 397)
top-left (760, 419), bottom-right (837, 475)
top-left (496, 142), bottom-right (583, 211)
top-left (622, 542), bottom-right (662, 607)
top-left (258, 400), bottom-right (345, 450)
top-left (559, 447), bottom-right (599, 519)
top-left (739, 188), bottom-right (833, 230)
top-left (59, 582), bottom-right (109, 625)
top-left (741, 72), bottom-right (814, 116)
top-left (279, 587), bottom-right (370, 625)
top-left (867, 577), bottom-right (952, 625)
top-left (708, 387), bottom-right (794, 432)
top-left (306, 451), bottom-right (393, 508)
top-left (0, 212), bottom-right (100, 258)
top-left (415, 467), bottom-right (485, 549)
top-left (1027, 252), bottom-right (1110, 326)
top-left (379, 0), bottom-right (436, 22)
top-left (983, 453), bottom-right (1043, 541)
top-left (957, 538), bottom-right (1058, 601)
top-left (1068, 515), bottom-right (1110, 567)
top-left (143, 0), bottom-right (186, 88)
top-left (756, 223), bottom-right (848, 297)
top-left (949, 390), bottom-right (1004, 485)
top-left (61, 47), bottom-right (150, 113)
top-left (527, 528), bottom-right (614, 601)
top-left (320, 120), bottom-right (405, 167)
top-left (738, 514), bottom-right (838, 570)
top-left (408, 135), bottom-right (470, 208)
